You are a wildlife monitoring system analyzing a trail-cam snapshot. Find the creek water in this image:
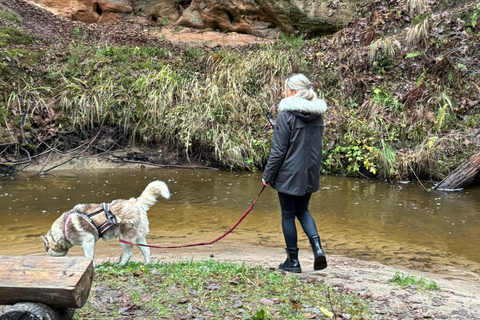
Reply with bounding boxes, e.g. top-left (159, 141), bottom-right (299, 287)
top-left (1, 168), bottom-right (479, 282)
